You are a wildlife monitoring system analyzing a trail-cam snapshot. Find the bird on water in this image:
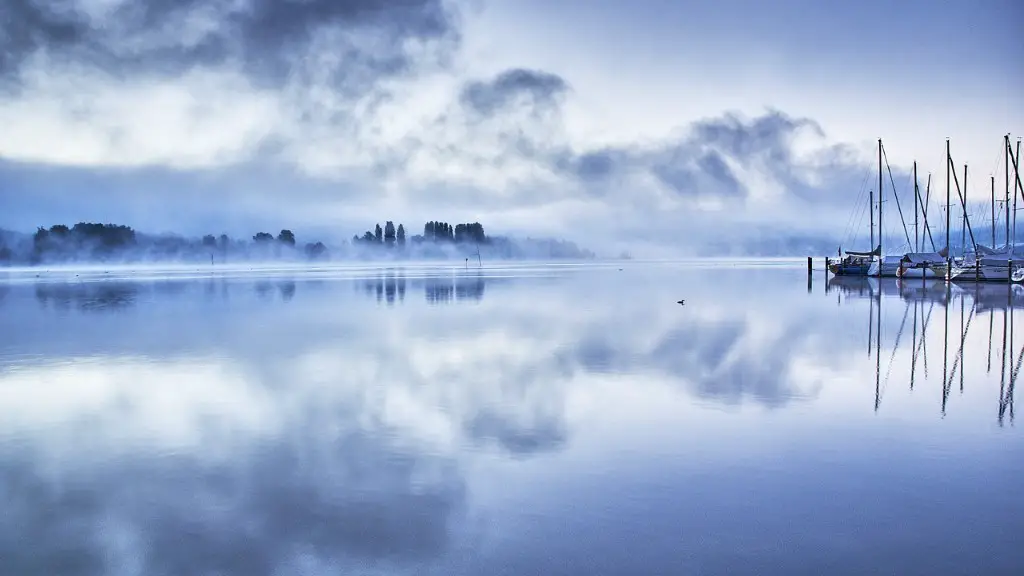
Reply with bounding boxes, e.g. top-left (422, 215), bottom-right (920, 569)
top-left (677, 299), bottom-right (685, 305)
